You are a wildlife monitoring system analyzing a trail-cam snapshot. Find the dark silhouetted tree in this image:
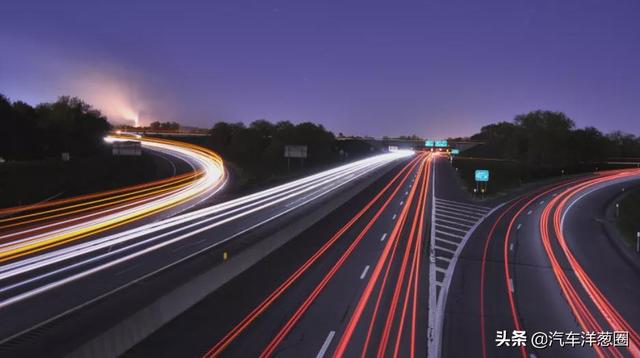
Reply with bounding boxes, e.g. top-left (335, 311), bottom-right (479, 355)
top-left (0, 95), bottom-right (111, 160)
